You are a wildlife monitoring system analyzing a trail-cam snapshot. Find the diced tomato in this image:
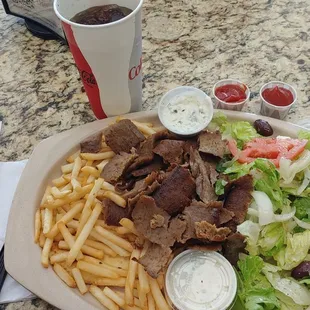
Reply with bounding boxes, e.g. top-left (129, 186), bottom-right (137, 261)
top-left (227, 138), bottom-right (308, 167)
top-left (285, 140), bottom-right (308, 160)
